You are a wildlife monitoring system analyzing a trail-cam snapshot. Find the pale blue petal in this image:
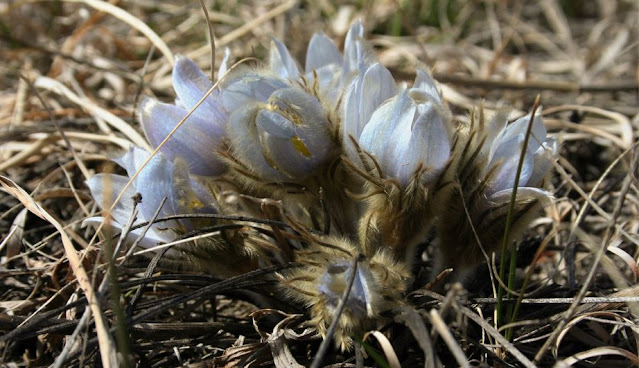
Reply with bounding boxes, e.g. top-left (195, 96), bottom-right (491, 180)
top-left (493, 110), bottom-right (546, 156)
top-left (270, 38), bottom-right (299, 79)
top-left (319, 261), bottom-right (374, 318)
top-left (359, 92), bottom-right (414, 170)
top-left (342, 20), bottom-right (364, 77)
top-left (343, 63), bottom-right (397, 159)
top-left (140, 98), bottom-right (226, 177)
top-left (487, 134), bottom-right (535, 195)
top-left (87, 173), bottom-right (139, 226)
top-left (172, 56), bottom-right (225, 123)
top-left (389, 104), bottom-right (450, 185)
top-left (135, 153), bottom-right (180, 228)
top-left (484, 110), bottom-right (510, 156)
top-left (217, 48), bottom-right (232, 78)
top-left (221, 72), bottom-right (289, 112)
top-left (527, 138), bottom-right (557, 186)
top-left (358, 64), bottom-right (398, 134)
top-left (413, 69), bottom-right (442, 104)
top-left (306, 63), bottom-right (343, 104)
top-left (227, 104), bottom-right (286, 181)
top-left (306, 33), bottom-right (342, 72)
